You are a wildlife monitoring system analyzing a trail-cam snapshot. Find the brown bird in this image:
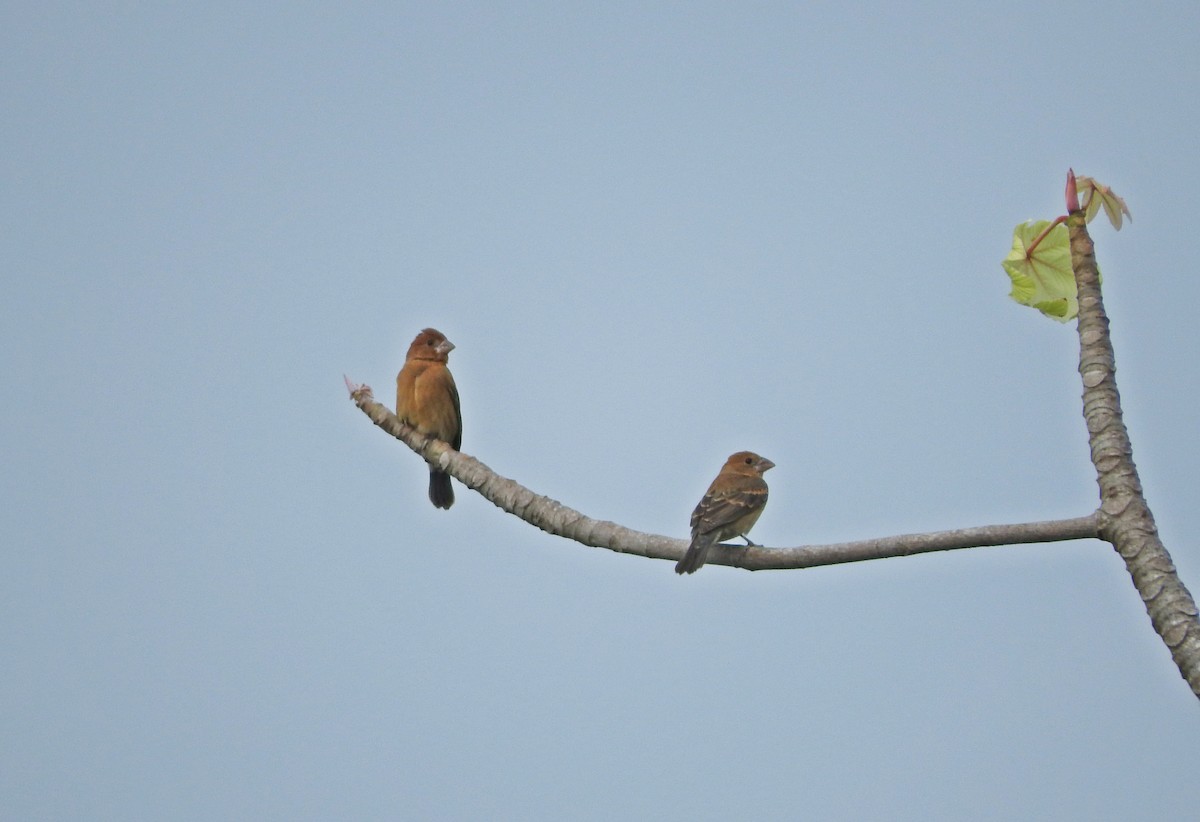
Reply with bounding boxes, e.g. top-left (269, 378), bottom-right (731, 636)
top-left (396, 328), bottom-right (462, 509)
top-left (676, 451), bottom-right (774, 574)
